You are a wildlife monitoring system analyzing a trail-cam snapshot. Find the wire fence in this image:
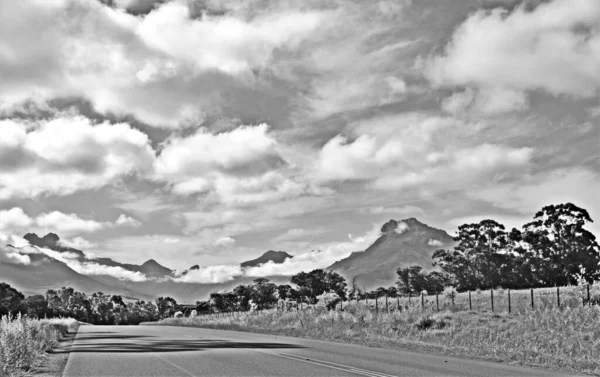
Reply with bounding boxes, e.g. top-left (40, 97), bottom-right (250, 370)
top-left (177, 285), bottom-right (599, 319)
top-left (337, 285), bottom-right (598, 314)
